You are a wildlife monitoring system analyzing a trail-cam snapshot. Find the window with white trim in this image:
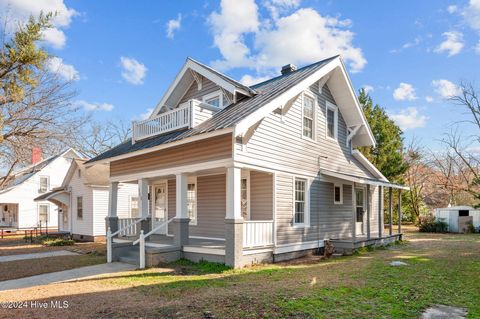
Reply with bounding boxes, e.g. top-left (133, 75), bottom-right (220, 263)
top-left (302, 94), bottom-right (315, 139)
top-left (326, 102), bottom-right (338, 140)
top-left (130, 196), bottom-right (139, 217)
top-left (39, 204), bottom-right (49, 224)
top-left (240, 171), bottom-right (250, 219)
top-left (187, 177), bottom-right (197, 225)
top-left (203, 90), bottom-right (227, 109)
top-left (294, 178), bottom-right (308, 226)
top-left (77, 196), bottom-right (83, 219)
top-left (39, 176), bottom-right (49, 193)
top-left (334, 184), bottom-right (343, 204)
